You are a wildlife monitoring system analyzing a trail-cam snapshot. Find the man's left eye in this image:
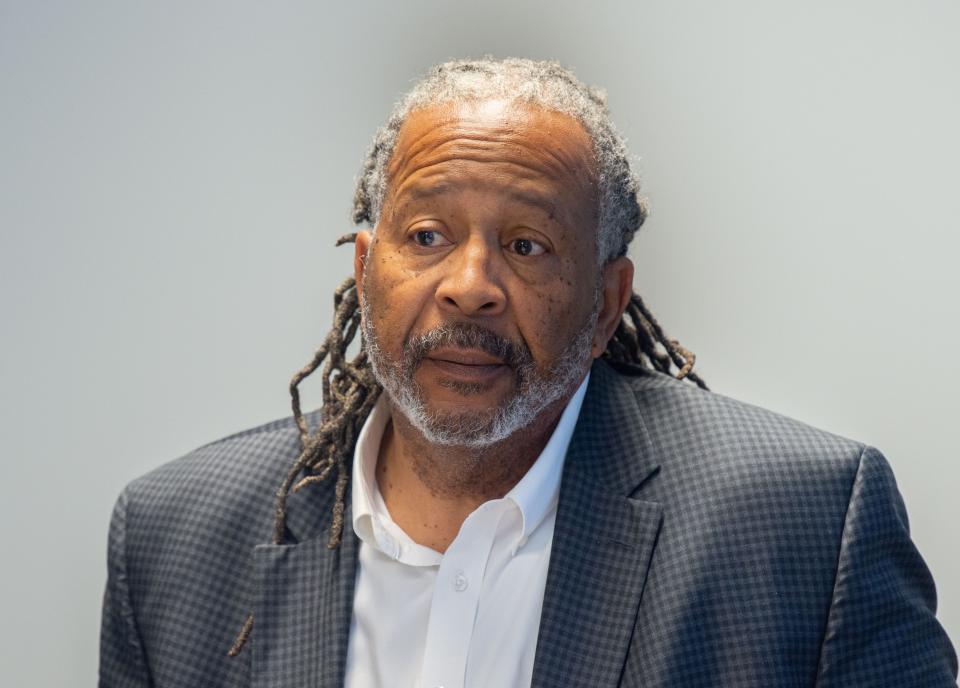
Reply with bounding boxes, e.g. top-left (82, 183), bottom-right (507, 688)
top-left (509, 238), bottom-right (547, 256)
